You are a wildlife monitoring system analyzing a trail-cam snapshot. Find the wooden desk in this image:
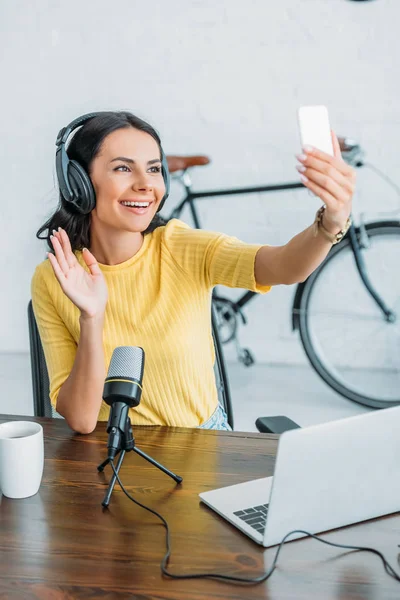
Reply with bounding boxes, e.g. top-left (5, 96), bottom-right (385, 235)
top-left (0, 415), bottom-right (399, 599)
